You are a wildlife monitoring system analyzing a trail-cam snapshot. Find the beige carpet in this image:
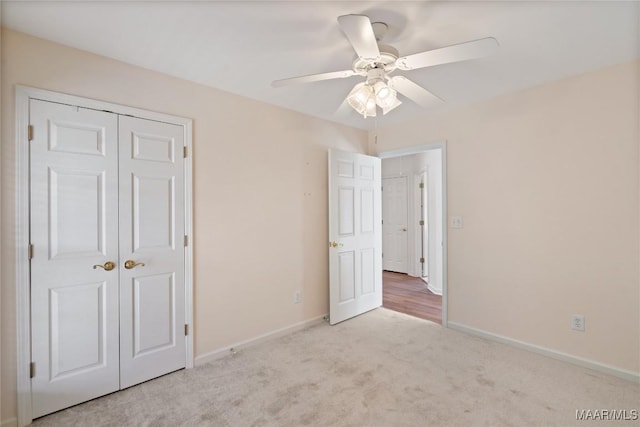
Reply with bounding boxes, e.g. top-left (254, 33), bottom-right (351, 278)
top-left (33, 308), bottom-right (639, 426)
